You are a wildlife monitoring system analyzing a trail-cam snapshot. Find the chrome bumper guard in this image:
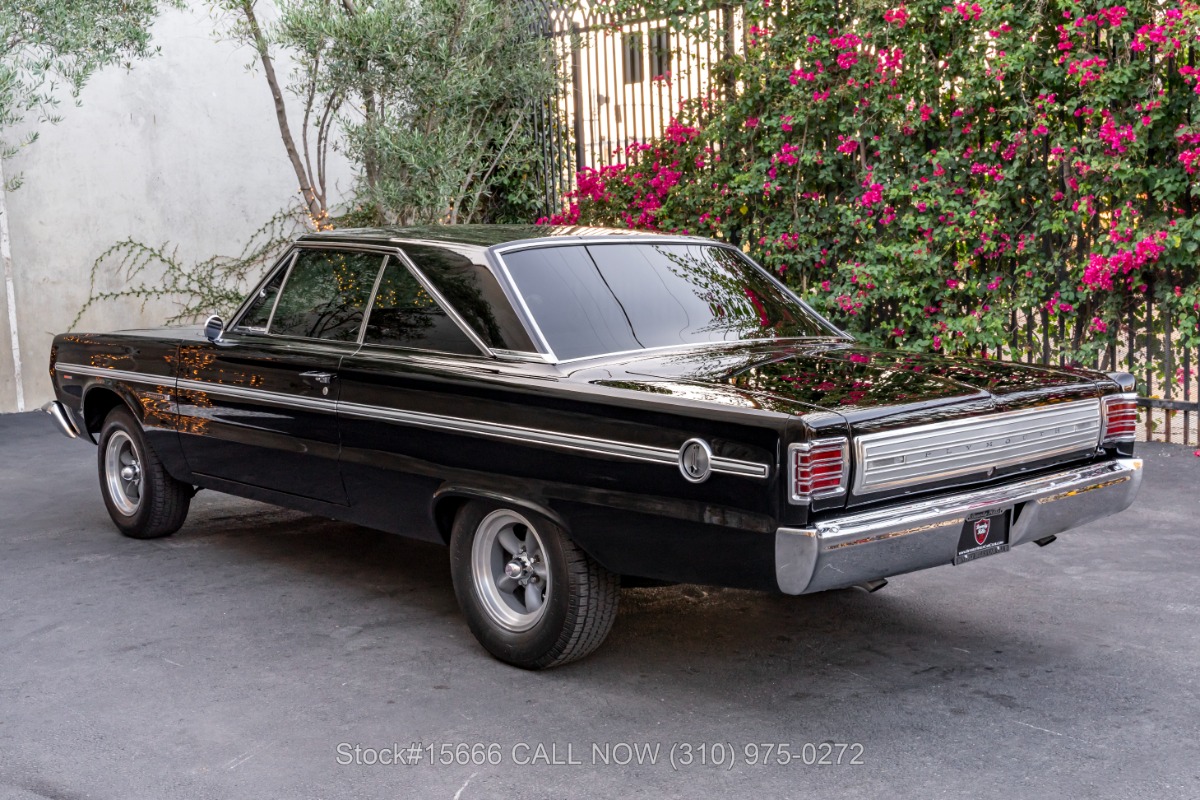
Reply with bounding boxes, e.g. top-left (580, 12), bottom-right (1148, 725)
top-left (42, 400), bottom-right (82, 440)
top-left (776, 458), bottom-right (1143, 595)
